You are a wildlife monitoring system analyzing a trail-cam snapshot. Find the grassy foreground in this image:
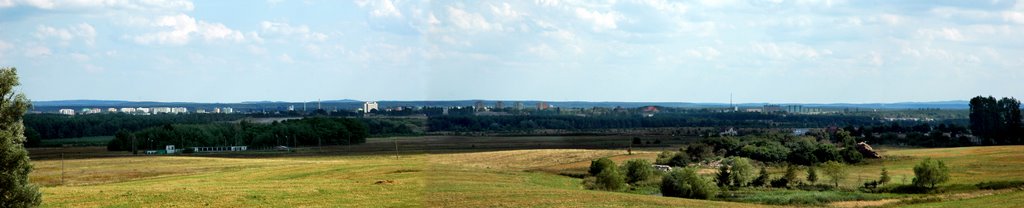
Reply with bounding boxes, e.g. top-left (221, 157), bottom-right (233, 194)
top-left (27, 145), bottom-right (1024, 207)
top-left (30, 150), bottom-right (758, 207)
